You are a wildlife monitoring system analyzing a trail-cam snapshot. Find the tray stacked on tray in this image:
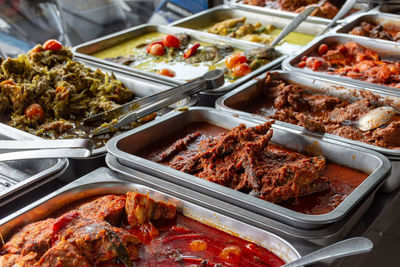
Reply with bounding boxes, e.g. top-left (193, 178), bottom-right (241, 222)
top-left (105, 107), bottom-right (390, 245)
